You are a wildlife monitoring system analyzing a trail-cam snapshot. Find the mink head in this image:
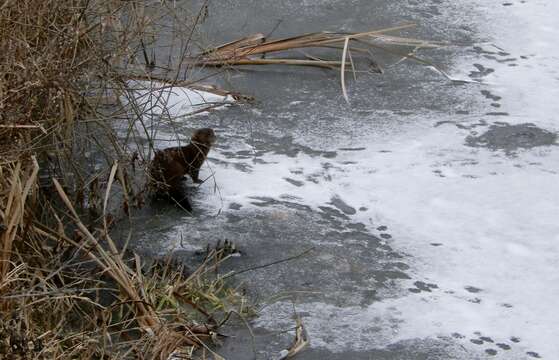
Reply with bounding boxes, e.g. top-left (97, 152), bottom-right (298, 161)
top-left (191, 128), bottom-right (216, 146)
